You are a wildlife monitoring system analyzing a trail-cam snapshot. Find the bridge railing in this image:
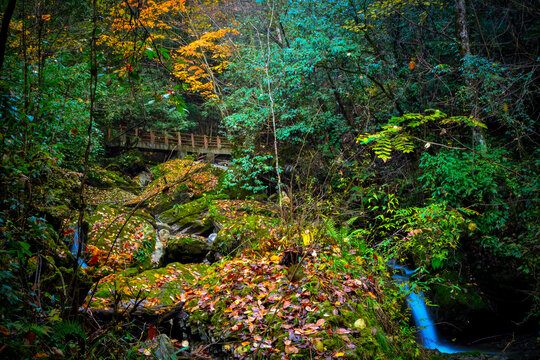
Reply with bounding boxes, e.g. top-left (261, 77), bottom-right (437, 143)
top-left (107, 127), bottom-right (231, 151)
